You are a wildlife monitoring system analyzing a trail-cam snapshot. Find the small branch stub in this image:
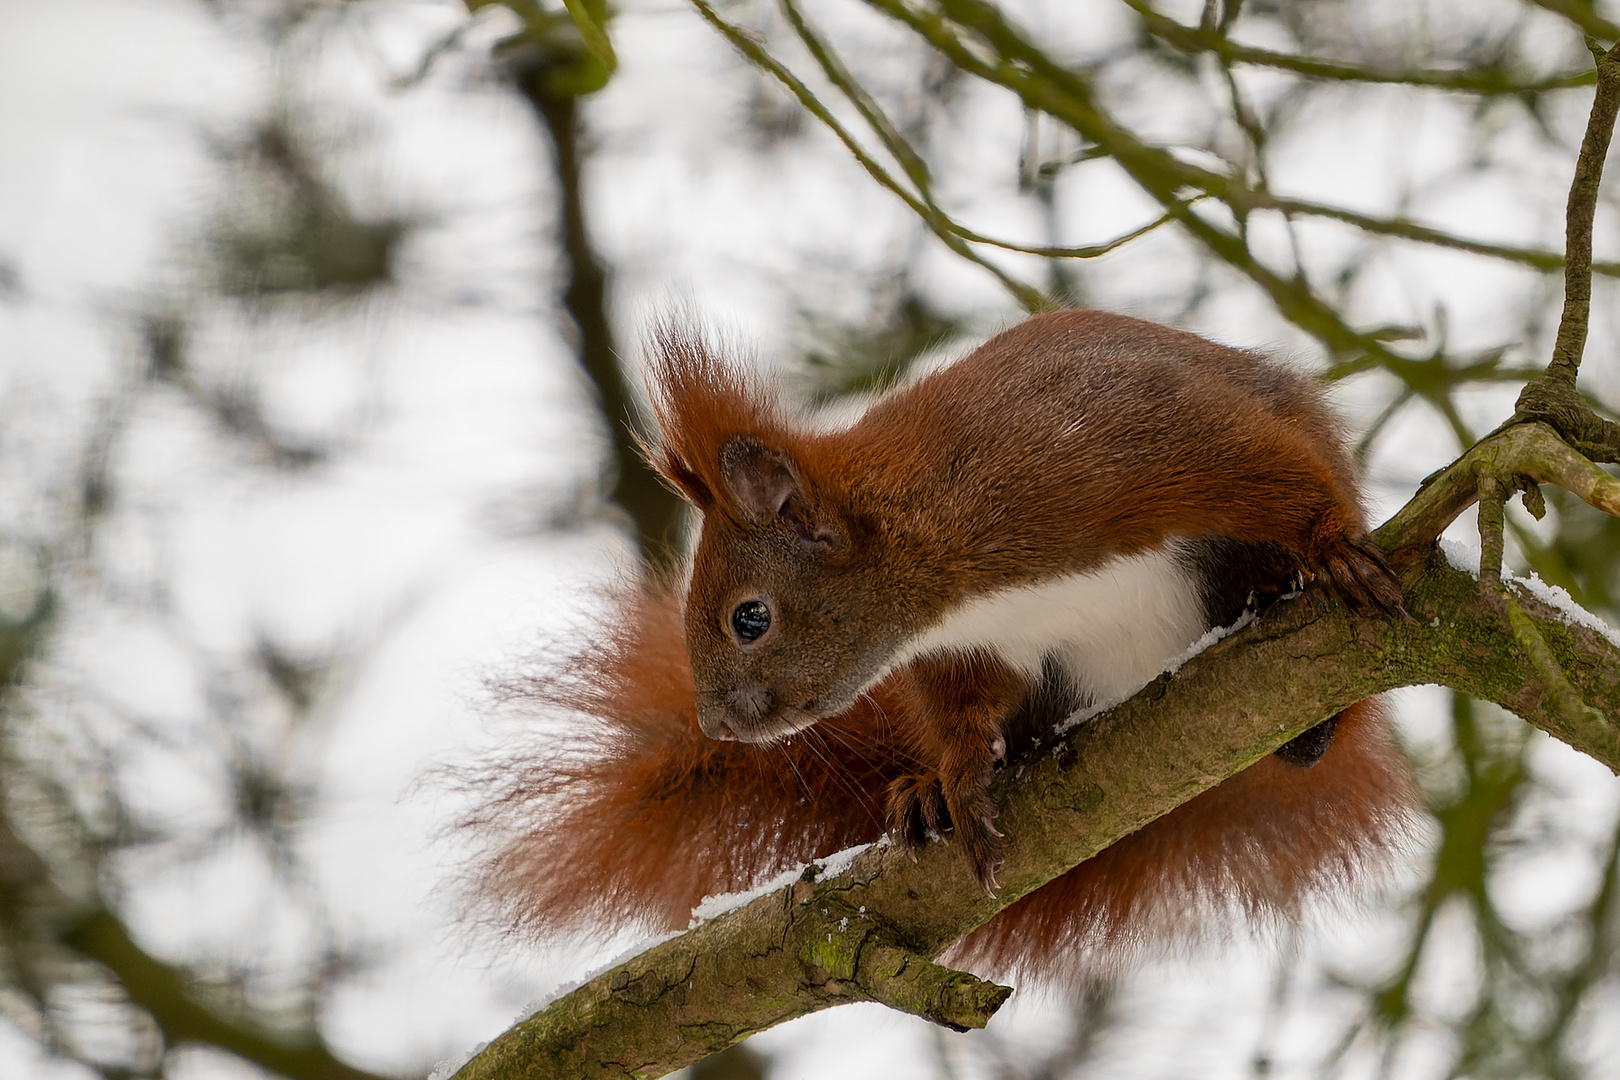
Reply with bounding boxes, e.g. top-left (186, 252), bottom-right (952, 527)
top-left (857, 944), bottom-right (1012, 1032)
